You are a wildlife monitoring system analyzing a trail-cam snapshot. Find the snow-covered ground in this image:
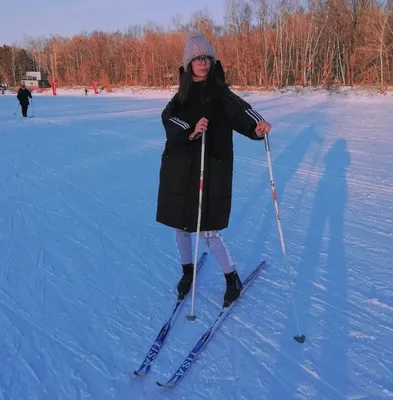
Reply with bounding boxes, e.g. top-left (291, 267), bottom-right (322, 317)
top-left (0, 89), bottom-right (392, 400)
